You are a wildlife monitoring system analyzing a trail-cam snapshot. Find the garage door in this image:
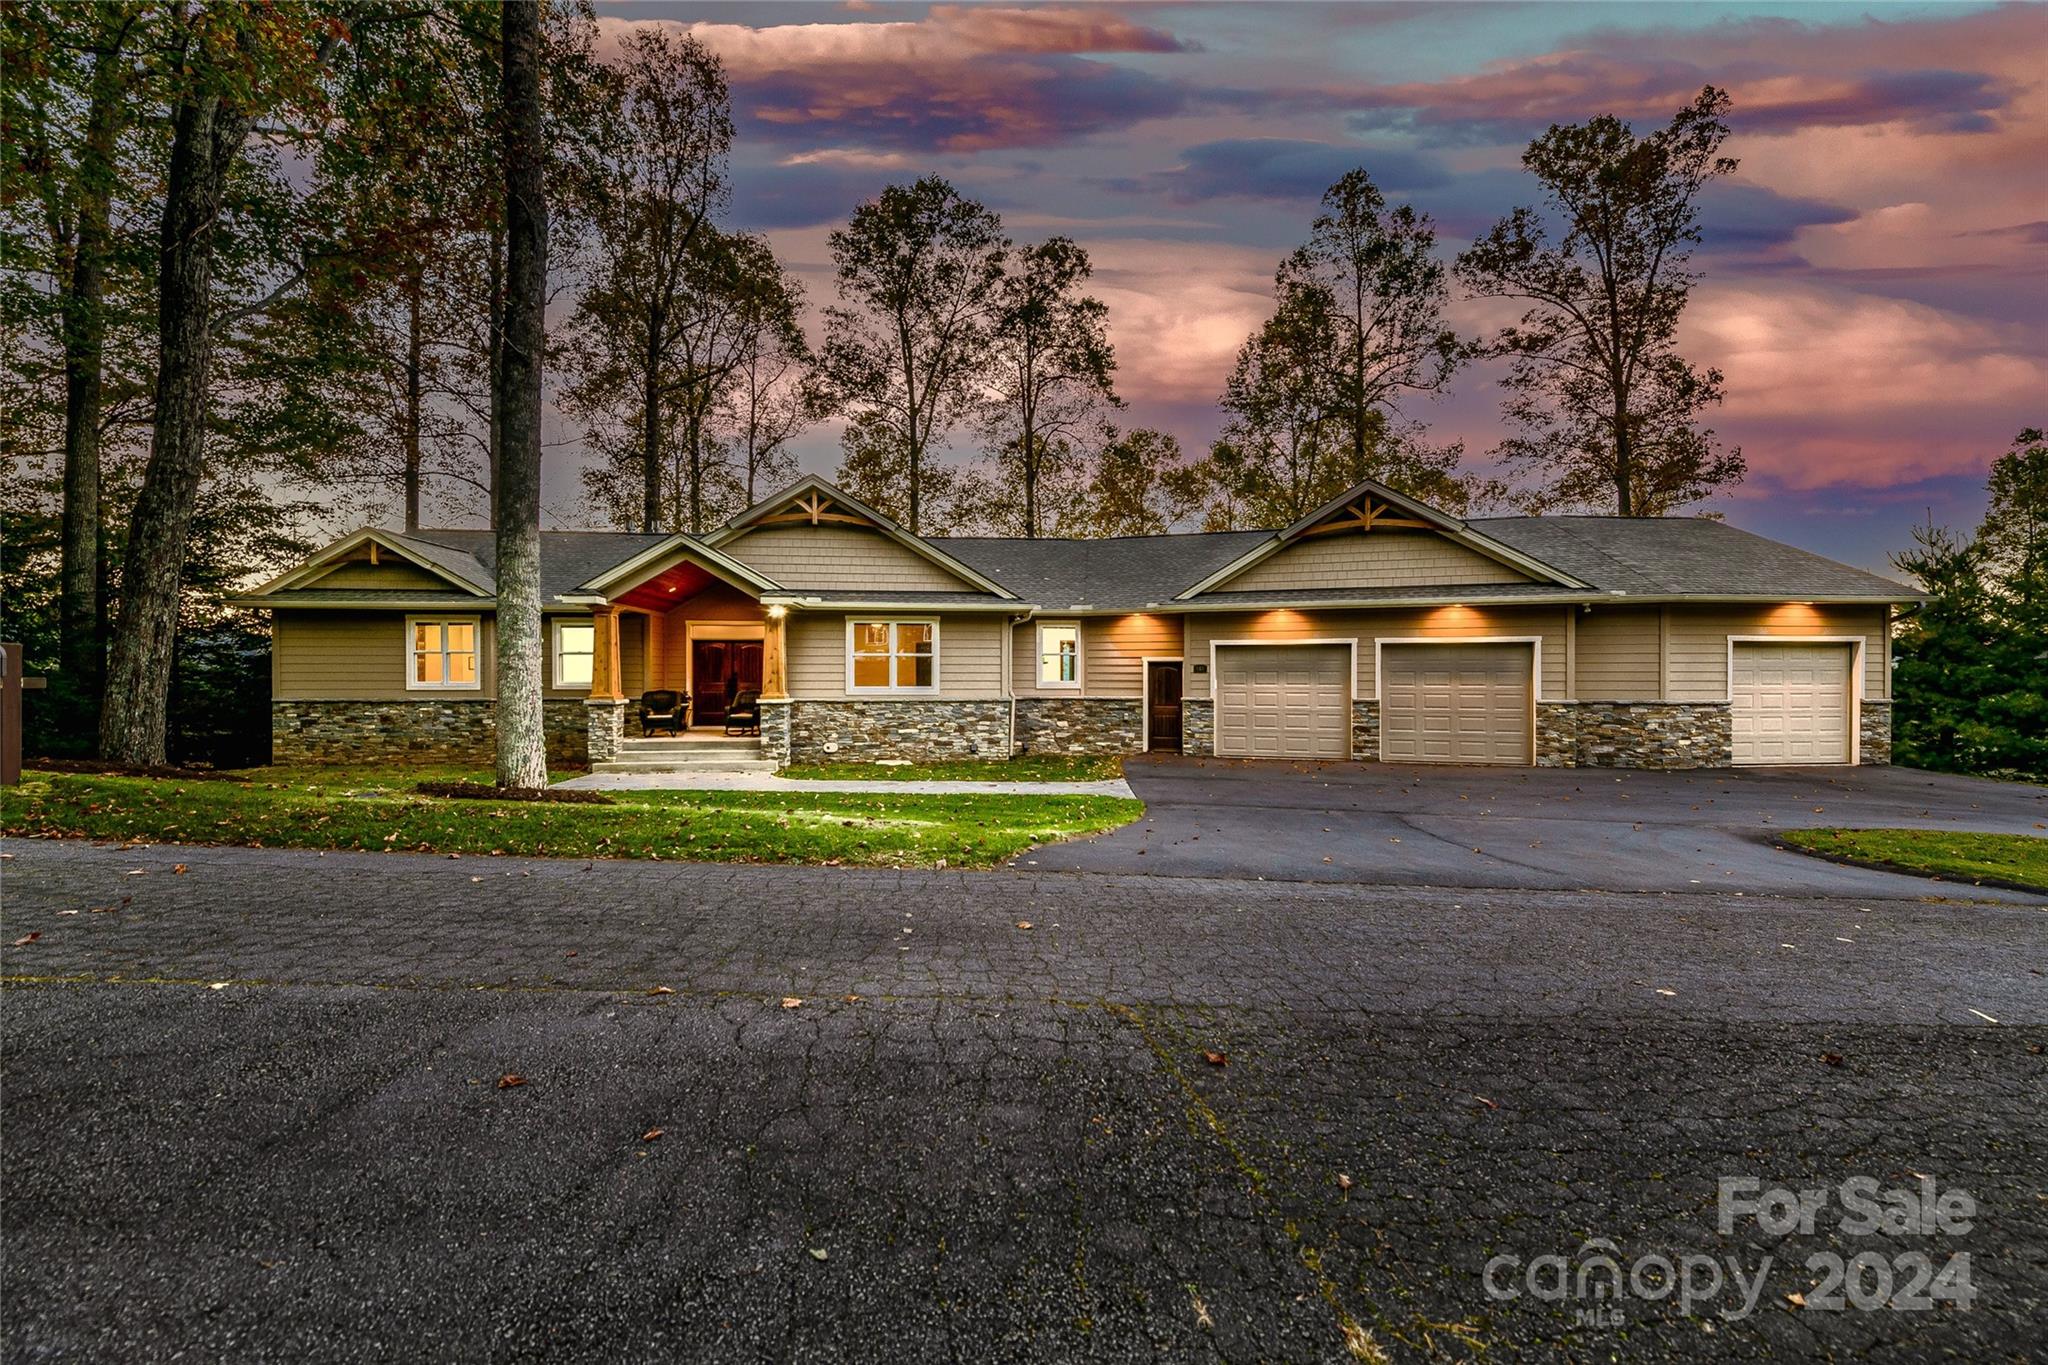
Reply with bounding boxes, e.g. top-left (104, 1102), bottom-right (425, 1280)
top-left (1380, 643), bottom-right (1533, 765)
top-left (1214, 644), bottom-right (1350, 758)
top-left (1731, 642), bottom-right (1852, 764)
